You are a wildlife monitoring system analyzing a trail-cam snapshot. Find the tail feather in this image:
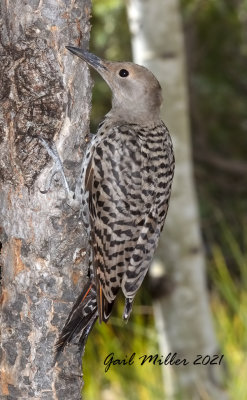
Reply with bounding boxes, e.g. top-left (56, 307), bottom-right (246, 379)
top-left (78, 312), bottom-right (98, 350)
top-left (123, 297), bottom-right (134, 321)
top-left (55, 281), bottom-right (98, 360)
